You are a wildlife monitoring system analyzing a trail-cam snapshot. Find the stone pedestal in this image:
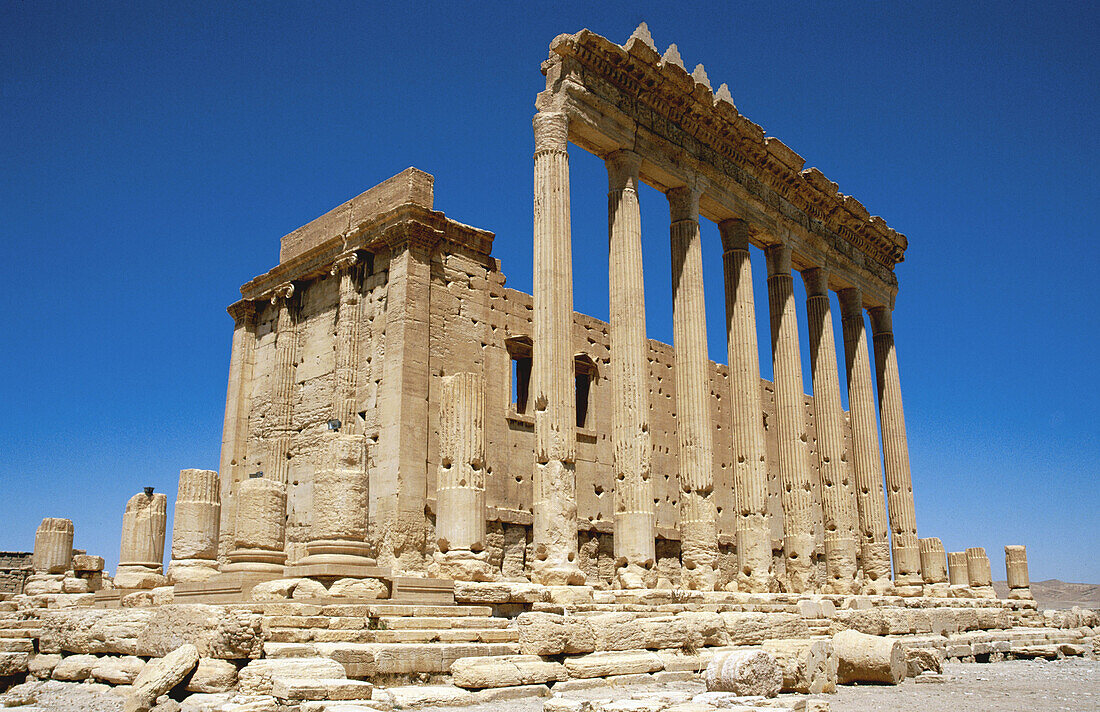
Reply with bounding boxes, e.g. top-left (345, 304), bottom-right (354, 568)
top-left (668, 184), bottom-right (718, 591)
top-left (803, 268), bottom-right (859, 594)
top-left (965, 547), bottom-right (996, 599)
top-left (868, 307), bottom-right (921, 591)
top-left (837, 289), bottom-right (892, 595)
top-left (116, 490), bottom-right (168, 589)
top-left (919, 537), bottom-right (949, 597)
top-left (1005, 545), bottom-right (1032, 600)
top-left (433, 372), bottom-right (495, 582)
top-left (607, 150), bottom-right (656, 590)
top-left (530, 111), bottom-right (584, 586)
top-left (32, 518), bottom-right (74, 574)
top-left (168, 469), bottom-right (221, 583)
top-left (766, 244), bottom-right (815, 593)
top-left (719, 220), bottom-right (773, 593)
top-left (294, 434), bottom-right (378, 578)
top-left (222, 477), bottom-right (288, 575)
